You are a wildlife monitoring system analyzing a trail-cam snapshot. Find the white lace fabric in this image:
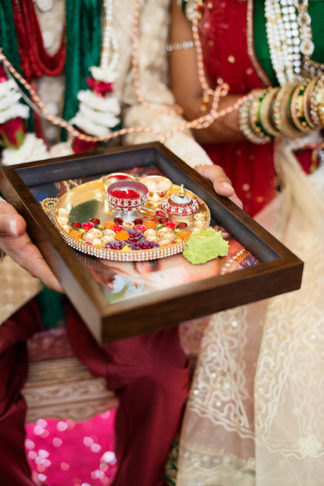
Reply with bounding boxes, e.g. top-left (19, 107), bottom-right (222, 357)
top-left (176, 141), bottom-right (324, 485)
